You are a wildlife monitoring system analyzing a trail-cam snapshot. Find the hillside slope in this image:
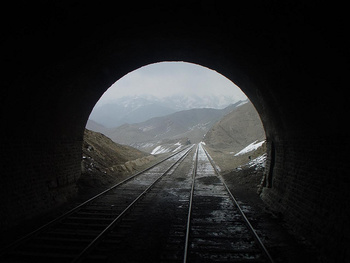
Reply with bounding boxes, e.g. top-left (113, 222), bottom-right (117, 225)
top-left (89, 94), bottom-right (242, 128)
top-left (80, 129), bottom-right (155, 188)
top-left (103, 102), bottom-right (245, 151)
top-left (203, 101), bottom-right (265, 153)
